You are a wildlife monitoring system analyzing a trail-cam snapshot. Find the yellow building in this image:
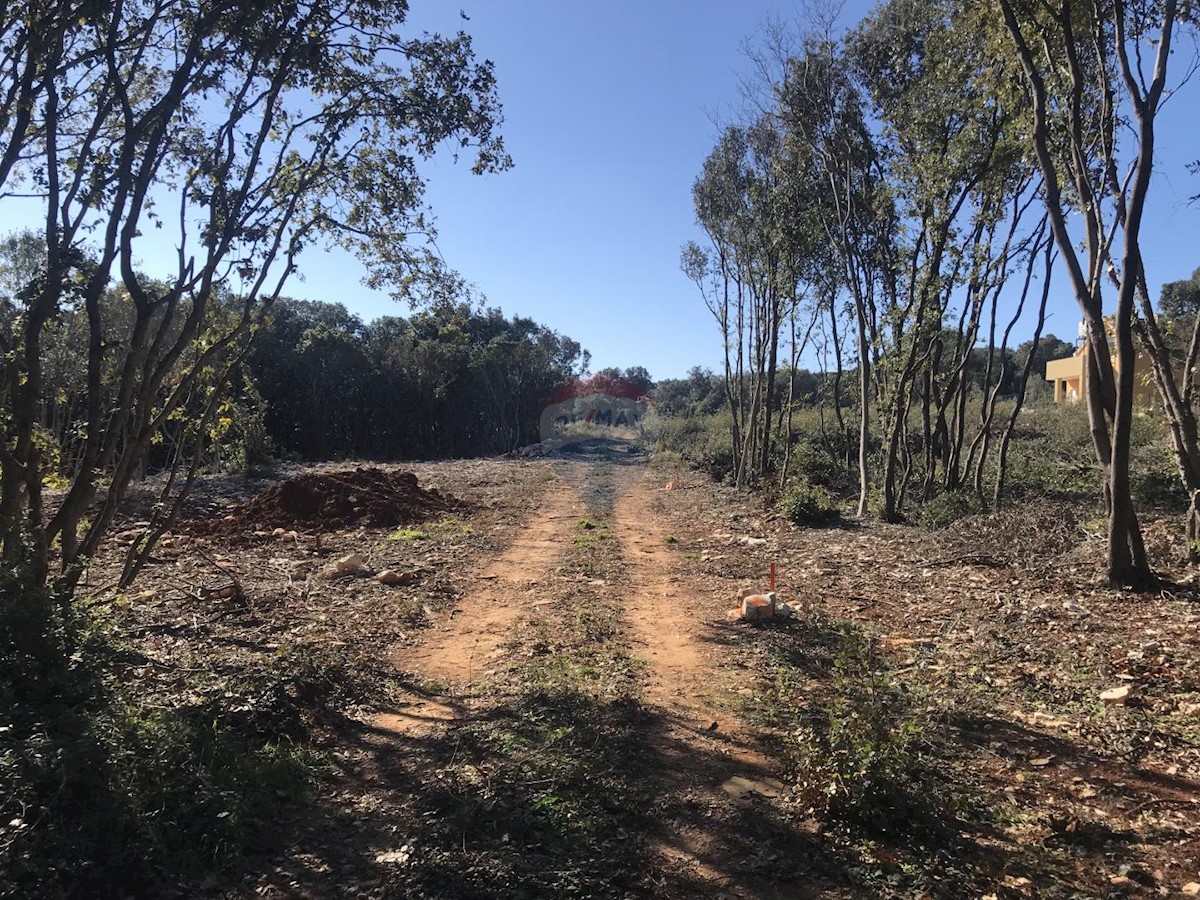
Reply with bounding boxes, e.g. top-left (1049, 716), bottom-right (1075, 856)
top-left (1045, 340), bottom-right (1158, 406)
